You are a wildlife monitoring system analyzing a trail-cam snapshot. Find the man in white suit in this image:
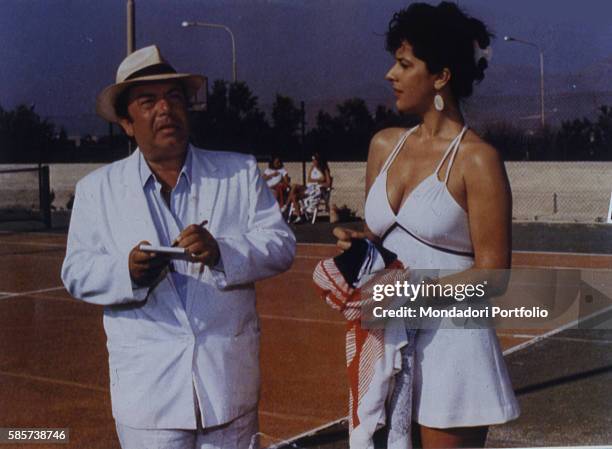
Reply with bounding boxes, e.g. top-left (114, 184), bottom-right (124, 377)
top-left (61, 45), bottom-right (296, 449)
